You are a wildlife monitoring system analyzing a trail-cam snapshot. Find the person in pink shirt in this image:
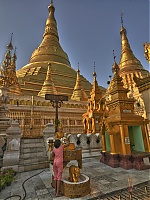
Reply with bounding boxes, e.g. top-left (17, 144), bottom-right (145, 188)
top-left (52, 139), bottom-right (69, 197)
